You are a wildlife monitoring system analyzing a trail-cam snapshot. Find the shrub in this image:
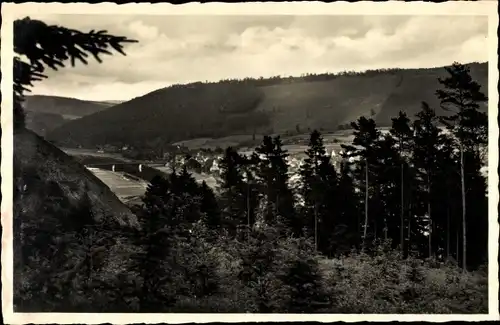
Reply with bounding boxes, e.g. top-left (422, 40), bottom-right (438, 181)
top-left (320, 241), bottom-right (488, 314)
